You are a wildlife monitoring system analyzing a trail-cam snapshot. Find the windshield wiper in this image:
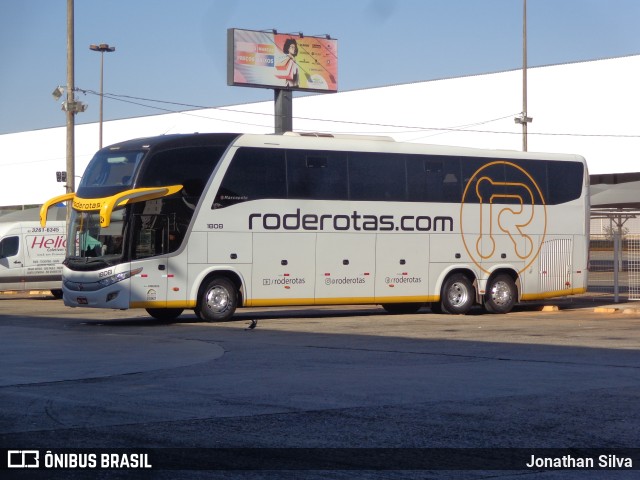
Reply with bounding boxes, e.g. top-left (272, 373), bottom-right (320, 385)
top-left (63, 257), bottom-right (110, 271)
